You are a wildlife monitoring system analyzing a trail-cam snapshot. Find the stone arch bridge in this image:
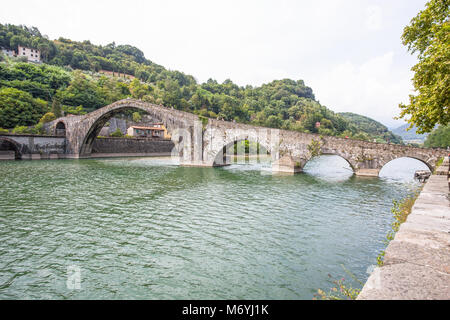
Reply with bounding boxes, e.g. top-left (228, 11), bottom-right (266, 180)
top-left (4, 98), bottom-right (443, 177)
